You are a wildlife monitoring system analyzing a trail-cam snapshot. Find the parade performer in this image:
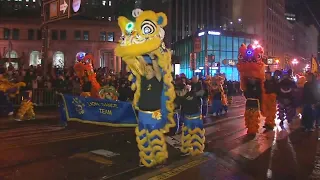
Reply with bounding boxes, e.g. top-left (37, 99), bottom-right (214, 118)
top-left (74, 53), bottom-right (101, 98)
top-left (295, 75), bottom-right (306, 115)
top-left (237, 44), bottom-right (265, 135)
top-left (115, 9), bottom-right (176, 167)
top-left (99, 85), bottom-right (119, 100)
top-left (221, 76), bottom-right (228, 114)
top-left (277, 69), bottom-right (297, 126)
top-left (262, 71), bottom-right (278, 130)
top-left (210, 75), bottom-right (225, 116)
top-left (176, 85), bottom-right (205, 156)
top-left (204, 75), bottom-right (212, 106)
top-left (15, 90), bottom-right (35, 121)
top-left (0, 71), bottom-right (26, 116)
